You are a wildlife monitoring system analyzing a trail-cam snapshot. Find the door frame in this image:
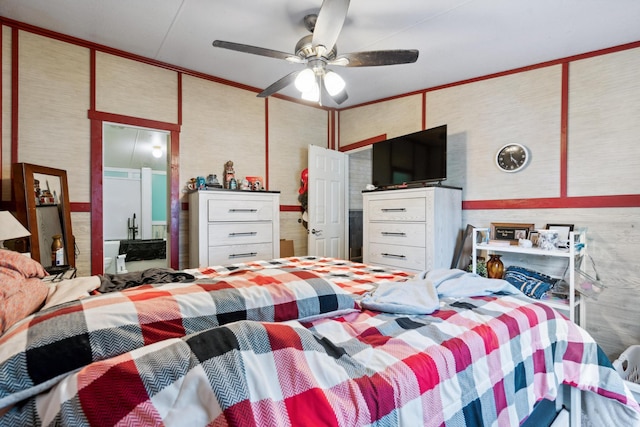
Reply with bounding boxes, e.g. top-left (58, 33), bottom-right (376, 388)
top-left (89, 110), bottom-right (181, 275)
